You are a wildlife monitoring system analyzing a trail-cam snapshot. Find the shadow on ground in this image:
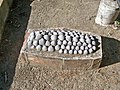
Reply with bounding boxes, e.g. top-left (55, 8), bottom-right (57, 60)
top-left (0, 0), bottom-right (32, 89)
top-left (100, 37), bottom-right (120, 67)
top-left (100, 11), bottom-right (120, 67)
